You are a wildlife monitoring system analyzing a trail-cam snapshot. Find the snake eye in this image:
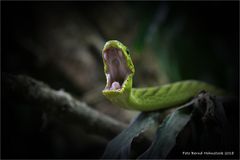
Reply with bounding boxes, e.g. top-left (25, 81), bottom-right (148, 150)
top-left (126, 49), bottom-right (130, 55)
